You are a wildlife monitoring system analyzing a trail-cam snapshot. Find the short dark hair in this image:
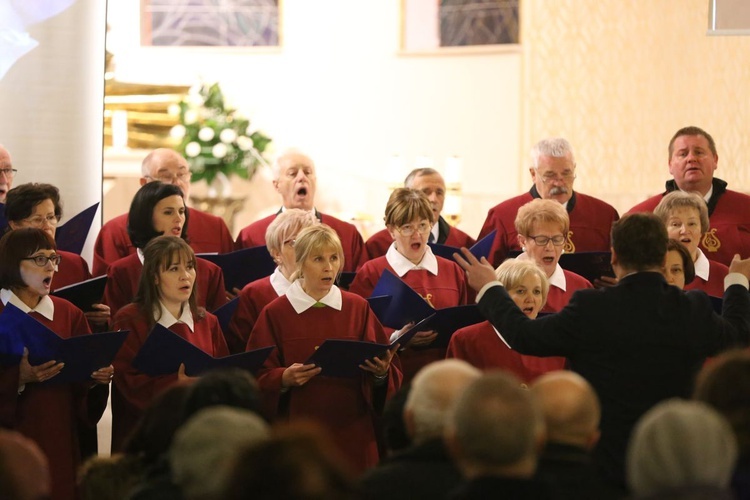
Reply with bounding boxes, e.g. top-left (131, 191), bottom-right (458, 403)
top-left (611, 213), bottom-right (668, 271)
top-left (668, 126), bottom-right (717, 159)
top-left (127, 182), bottom-right (189, 249)
top-left (666, 239), bottom-right (695, 286)
top-left (181, 368), bottom-right (263, 424)
top-left (0, 228), bottom-right (57, 289)
top-left (4, 183), bottom-right (63, 223)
